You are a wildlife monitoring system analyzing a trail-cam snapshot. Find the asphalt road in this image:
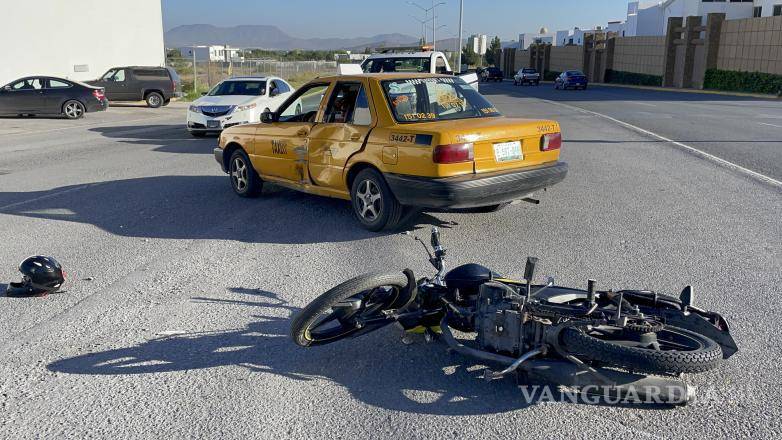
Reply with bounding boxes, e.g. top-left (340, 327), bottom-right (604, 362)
top-left (489, 81), bottom-right (782, 182)
top-left (0, 90), bottom-right (780, 439)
